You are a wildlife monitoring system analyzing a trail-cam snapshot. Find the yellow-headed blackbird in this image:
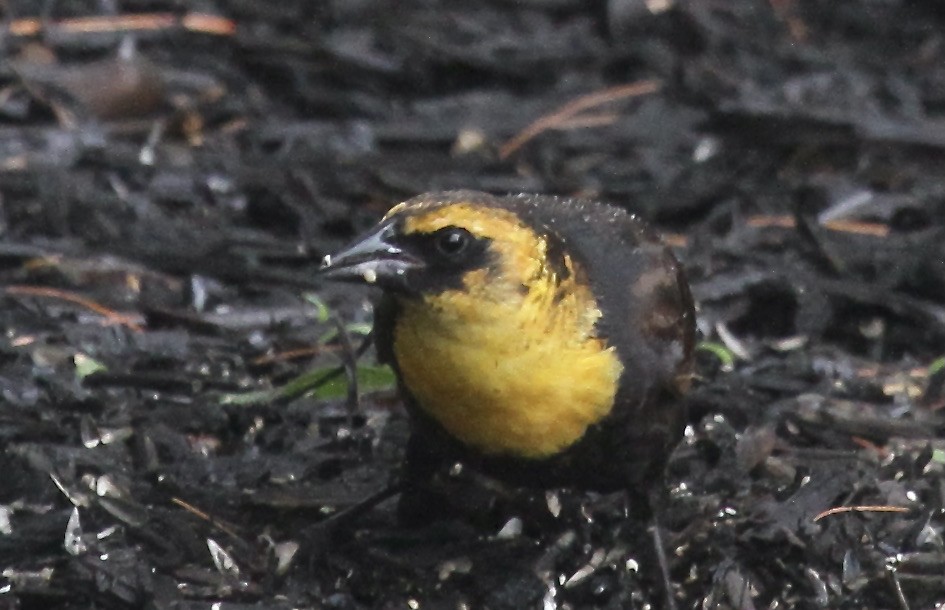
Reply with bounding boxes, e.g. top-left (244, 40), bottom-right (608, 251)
top-left (320, 190), bottom-right (694, 493)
